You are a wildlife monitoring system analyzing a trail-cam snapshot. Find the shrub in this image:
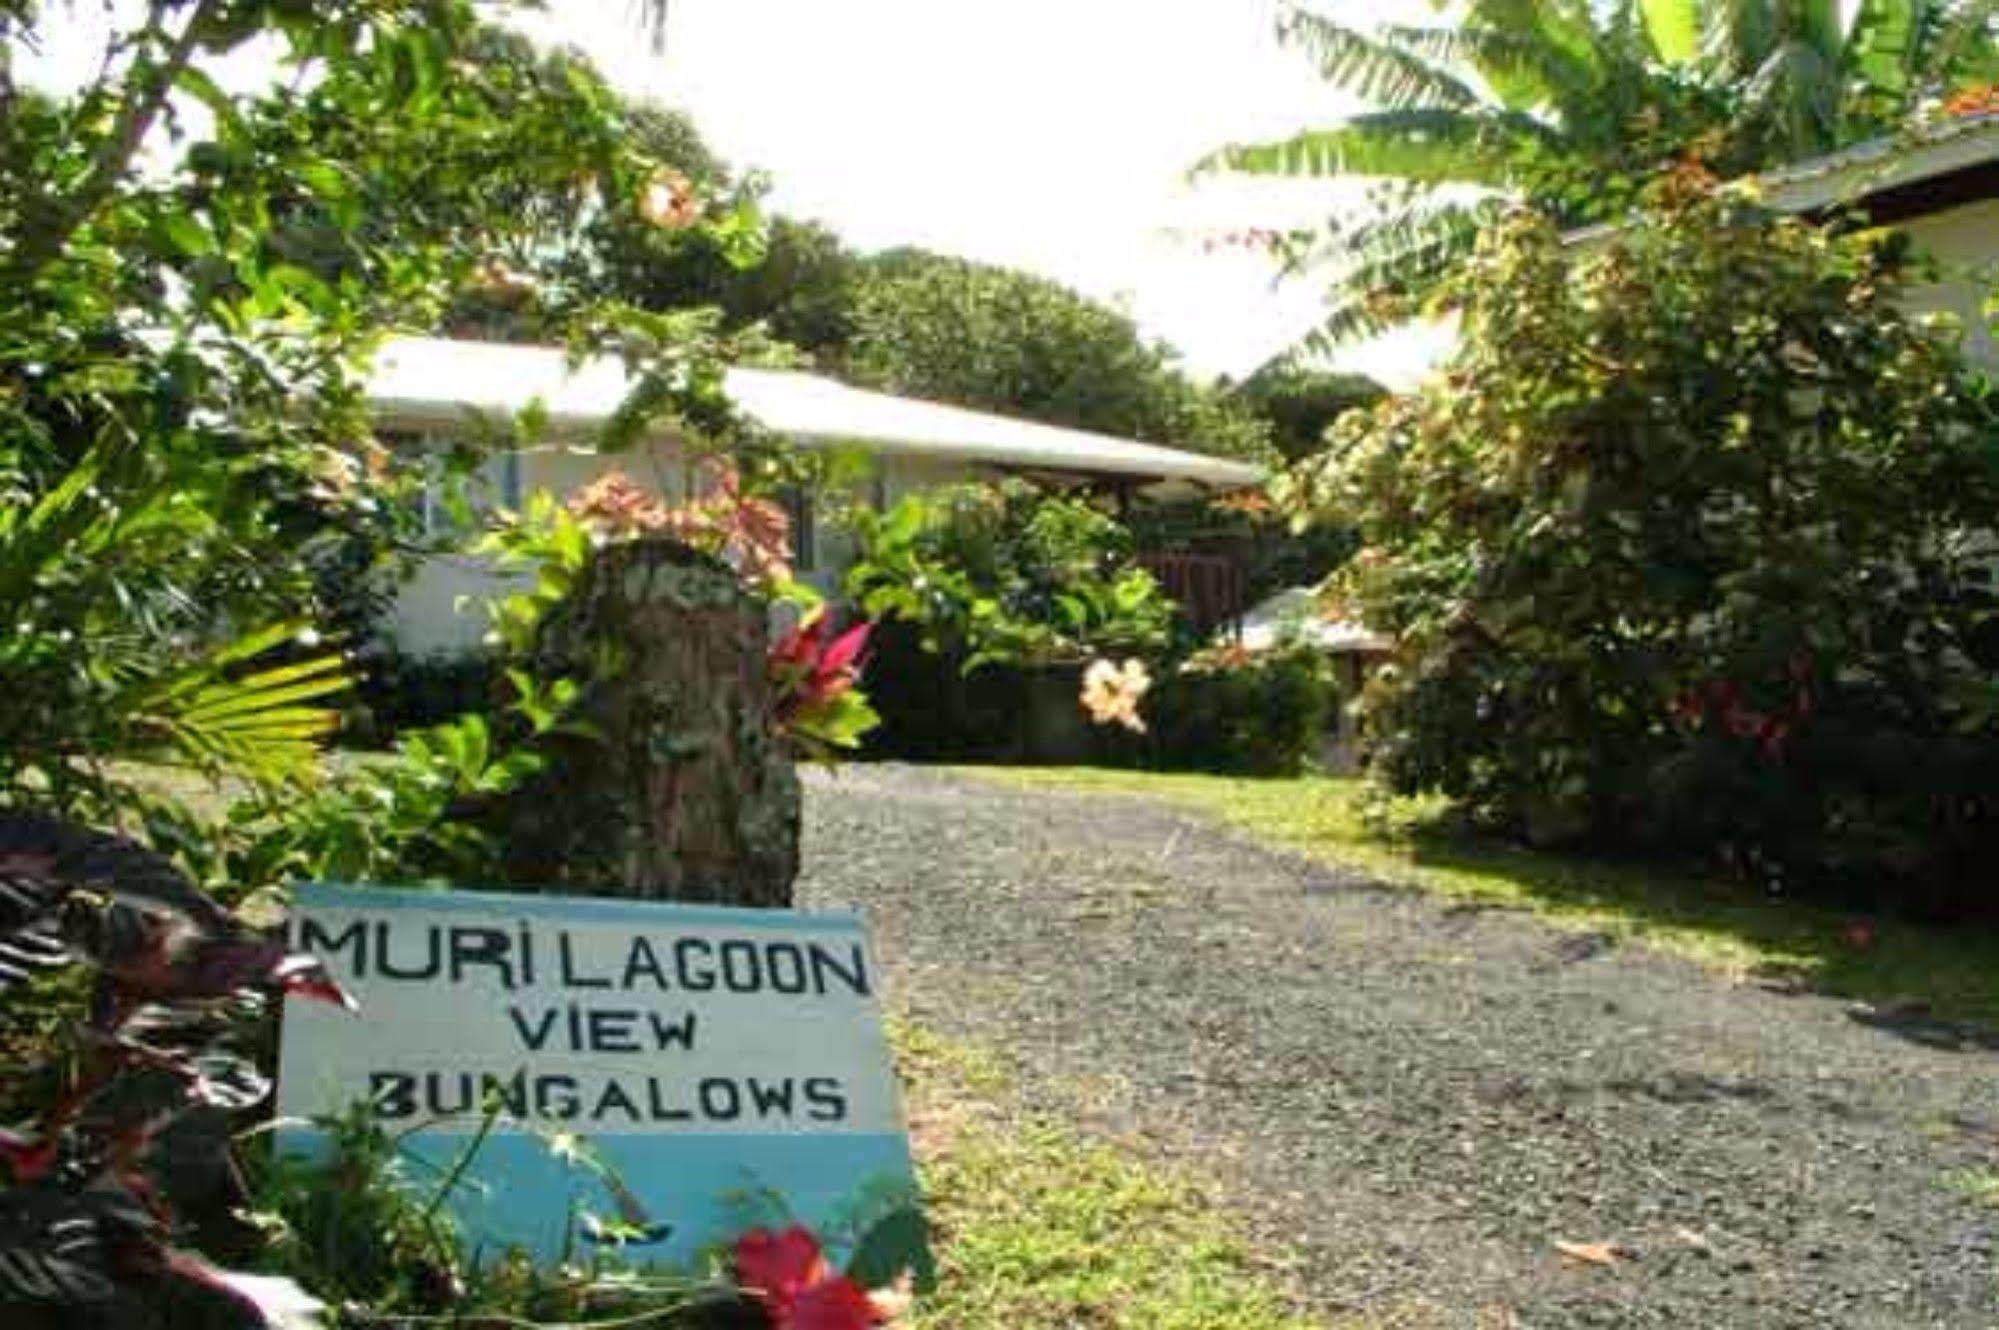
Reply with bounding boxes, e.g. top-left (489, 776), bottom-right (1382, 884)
top-left (847, 479), bottom-right (1175, 669)
top-left (353, 650), bottom-right (507, 741)
top-left (0, 813), bottom-right (350, 1327)
top-left (845, 480), bottom-right (1177, 764)
top-left (1141, 644), bottom-right (1336, 777)
top-left (1305, 175), bottom-right (1999, 905)
top-left (856, 621), bottom-right (1061, 761)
